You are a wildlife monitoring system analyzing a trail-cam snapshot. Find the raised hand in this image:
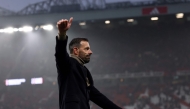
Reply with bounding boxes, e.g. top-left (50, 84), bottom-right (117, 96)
top-left (57, 17), bottom-right (73, 35)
